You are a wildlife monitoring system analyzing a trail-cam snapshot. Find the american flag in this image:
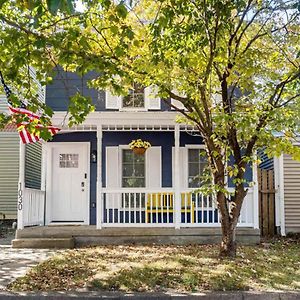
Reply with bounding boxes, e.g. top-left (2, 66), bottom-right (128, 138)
top-left (0, 71), bottom-right (60, 144)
